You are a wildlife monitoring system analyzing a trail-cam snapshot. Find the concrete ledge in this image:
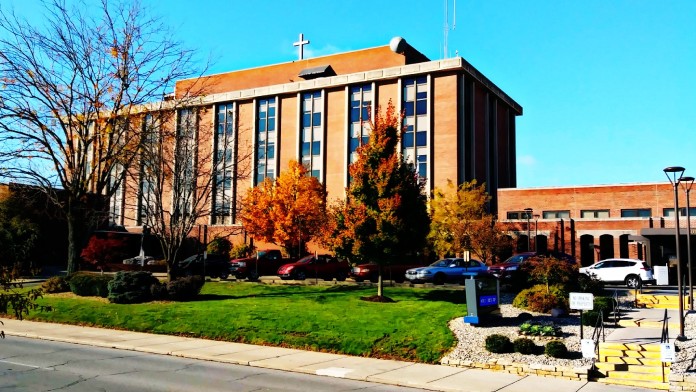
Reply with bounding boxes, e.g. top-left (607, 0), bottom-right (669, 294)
top-left (441, 358), bottom-right (590, 381)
